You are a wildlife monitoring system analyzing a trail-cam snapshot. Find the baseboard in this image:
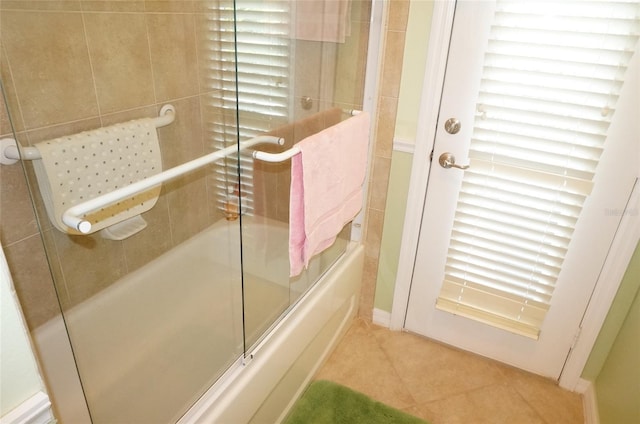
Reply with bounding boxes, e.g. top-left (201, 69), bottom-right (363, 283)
top-left (0, 391), bottom-right (55, 424)
top-left (372, 308), bottom-right (391, 328)
top-left (577, 378), bottom-right (600, 424)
